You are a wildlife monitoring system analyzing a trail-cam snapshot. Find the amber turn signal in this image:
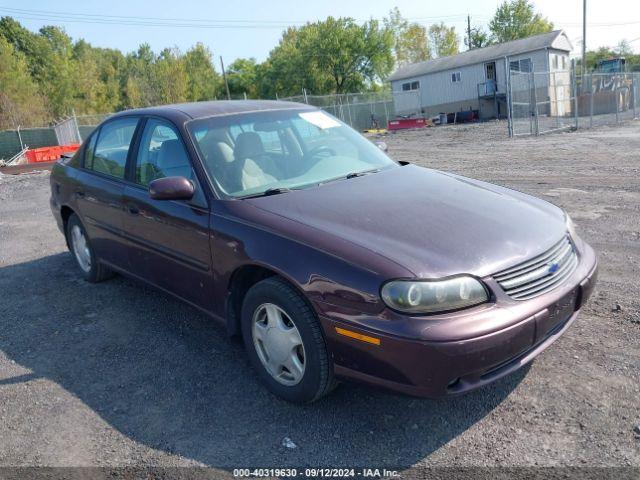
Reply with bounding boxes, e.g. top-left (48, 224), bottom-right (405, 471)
top-left (335, 327), bottom-right (381, 345)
